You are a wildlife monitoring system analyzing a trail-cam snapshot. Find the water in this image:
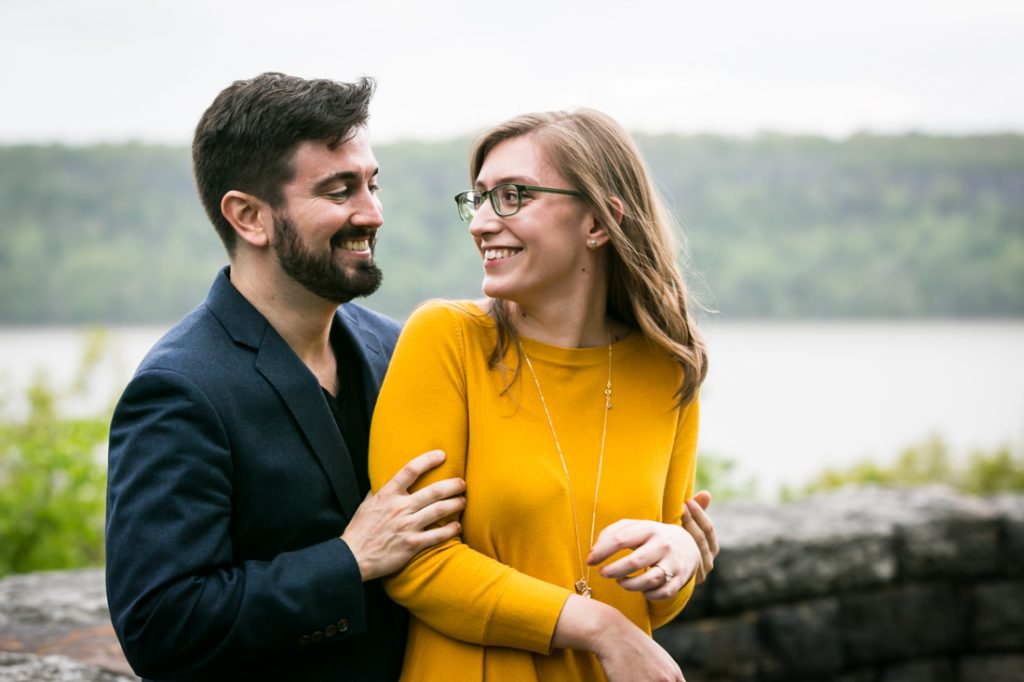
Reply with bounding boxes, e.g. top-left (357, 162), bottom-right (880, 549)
top-left (2, 320), bottom-right (1022, 498)
top-left (698, 319), bottom-right (1024, 496)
